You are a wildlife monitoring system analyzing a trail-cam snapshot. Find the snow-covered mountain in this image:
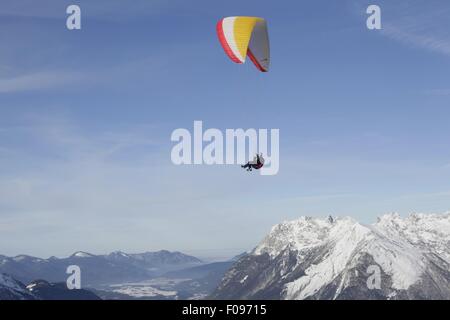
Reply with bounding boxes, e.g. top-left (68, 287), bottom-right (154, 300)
top-left (0, 273), bottom-right (36, 300)
top-left (26, 279), bottom-right (101, 300)
top-left (212, 213), bottom-right (450, 300)
top-left (0, 273), bottom-right (101, 300)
